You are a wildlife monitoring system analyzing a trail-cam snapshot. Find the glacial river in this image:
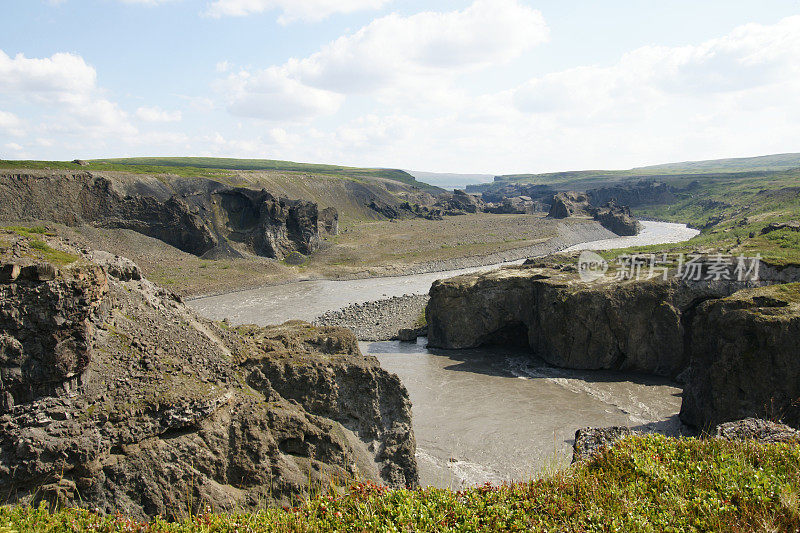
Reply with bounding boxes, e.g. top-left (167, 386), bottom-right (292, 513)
top-left (189, 221), bottom-right (699, 488)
